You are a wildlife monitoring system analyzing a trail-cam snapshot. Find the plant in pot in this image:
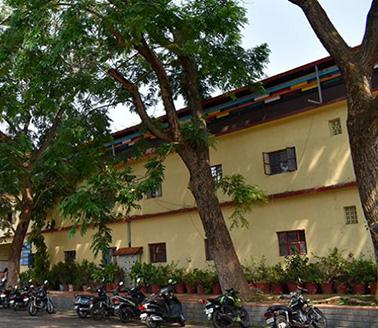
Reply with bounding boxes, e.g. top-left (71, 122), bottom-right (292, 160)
top-left (193, 269), bottom-right (212, 294)
top-left (315, 248), bottom-right (347, 294)
top-left (303, 263), bottom-right (322, 294)
top-left (182, 271), bottom-right (197, 294)
top-left (348, 255), bottom-right (376, 295)
top-left (149, 265), bottom-right (165, 294)
top-left (268, 263), bottom-right (286, 294)
top-left (171, 266), bottom-right (185, 293)
top-left (102, 263), bottom-right (123, 290)
top-left (254, 257), bottom-right (271, 294)
top-left (283, 253), bottom-right (309, 292)
top-left (77, 260), bottom-right (98, 291)
top-left (209, 270), bottom-right (221, 295)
